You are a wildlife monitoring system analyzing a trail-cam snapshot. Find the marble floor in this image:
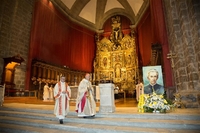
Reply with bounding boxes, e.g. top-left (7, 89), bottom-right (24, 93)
top-left (115, 98), bottom-right (138, 107)
top-left (3, 97), bottom-right (200, 115)
top-left (2, 99), bottom-right (200, 115)
top-left (3, 96), bottom-right (138, 107)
